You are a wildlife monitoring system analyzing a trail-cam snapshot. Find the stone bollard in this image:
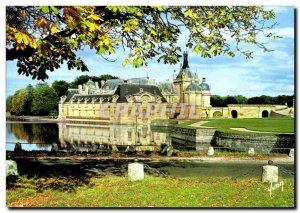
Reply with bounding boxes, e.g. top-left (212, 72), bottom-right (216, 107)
top-left (262, 165), bottom-right (278, 183)
top-left (51, 143), bottom-right (59, 152)
top-left (248, 148), bottom-right (255, 156)
top-left (6, 160), bottom-right (18, 177)
top-left (166, 145), bottom-right (174, 157)
top-left (161, 145), bottom-right (168, 154)
top-left (289, 149), bottom-right (294, 157)
top-left (207, 147), bottom-right (214, 156)
top-left (14, 142), bottom-right (22, 153)
top-left (125, 145), bottom-right (135, 153)
top-left (128, 162), bottom-right (144, 182)
top-left (112, 145), bottom-right (119, 152)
